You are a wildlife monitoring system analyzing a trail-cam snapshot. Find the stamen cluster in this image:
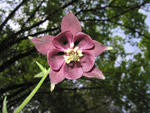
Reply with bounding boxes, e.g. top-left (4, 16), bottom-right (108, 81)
top-left (64, 47), bottom-right (83, 64)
